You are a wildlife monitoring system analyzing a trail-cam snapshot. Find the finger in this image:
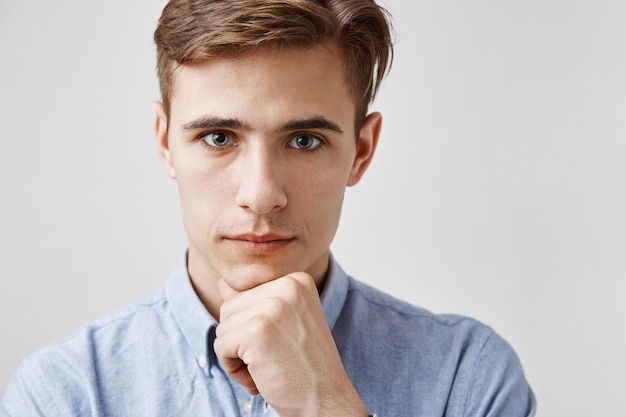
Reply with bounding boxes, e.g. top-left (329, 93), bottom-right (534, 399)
top-left (219, 356), bottom-right (259, 395)
top-left (213, 328), bottom-right (259, 395)
top-left (219, 273), bottom-right (316, 322)
top-left (217, 296), bottom-right (287, 339)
